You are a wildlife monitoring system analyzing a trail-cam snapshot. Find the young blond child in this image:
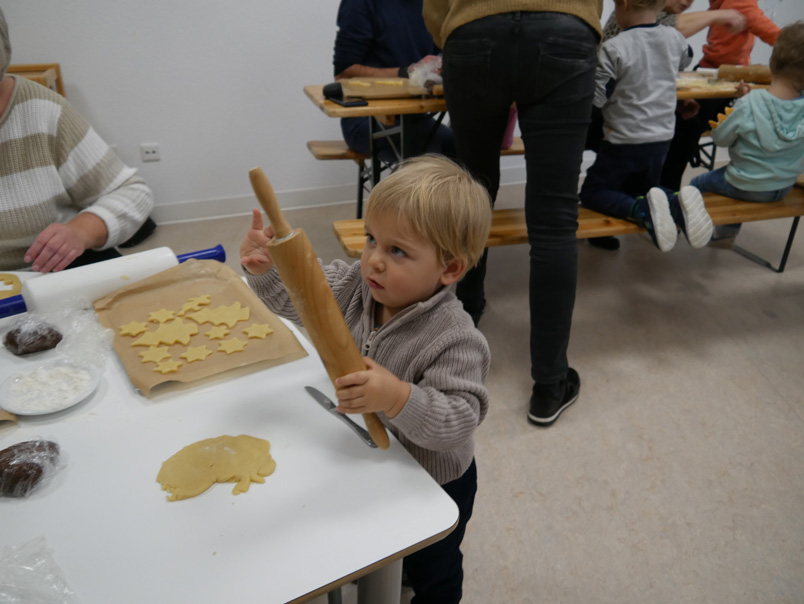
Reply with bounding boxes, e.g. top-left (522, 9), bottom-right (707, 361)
top-left (240, 154), bottom-right (492, 603)
top-left (691, 21), bottom-right (804, 241)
